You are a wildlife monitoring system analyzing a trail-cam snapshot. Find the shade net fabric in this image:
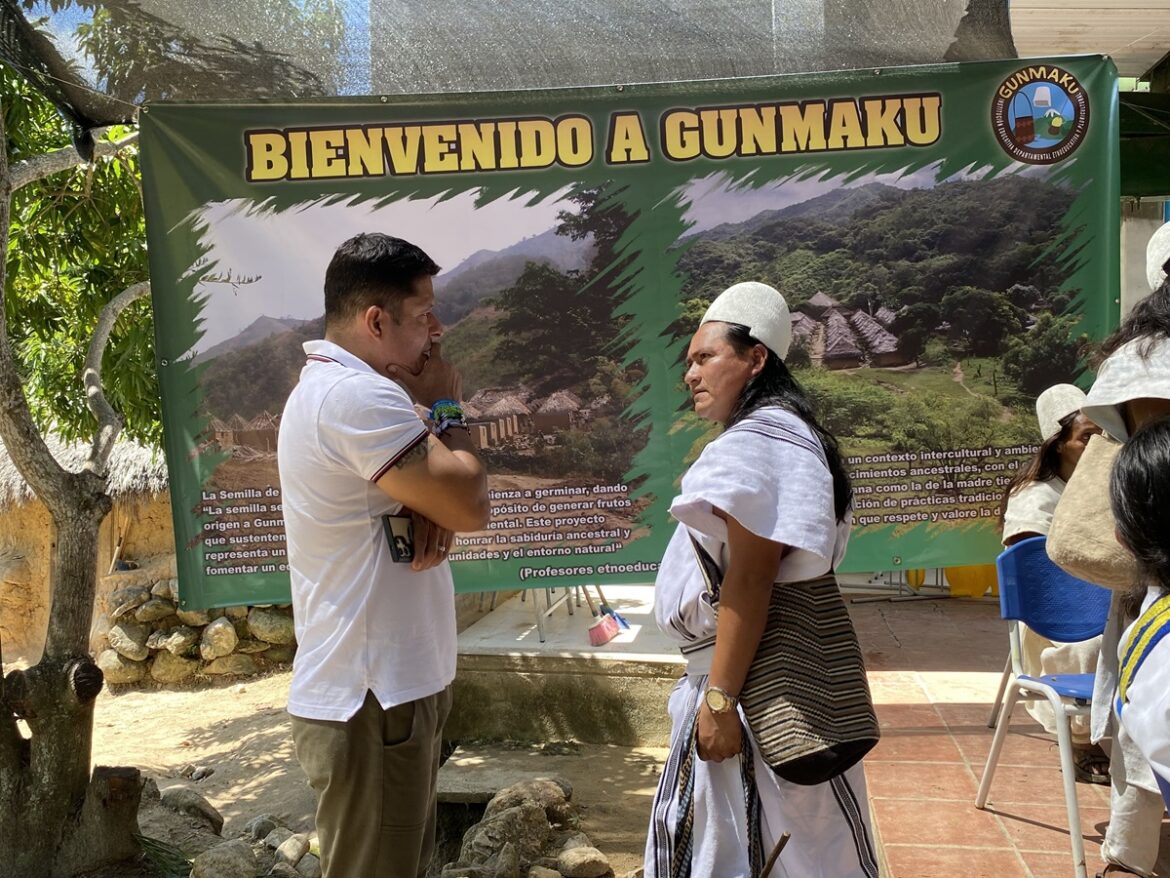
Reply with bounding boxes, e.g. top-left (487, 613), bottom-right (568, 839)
top-left (0, 0), bottom-right (1015, 128)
